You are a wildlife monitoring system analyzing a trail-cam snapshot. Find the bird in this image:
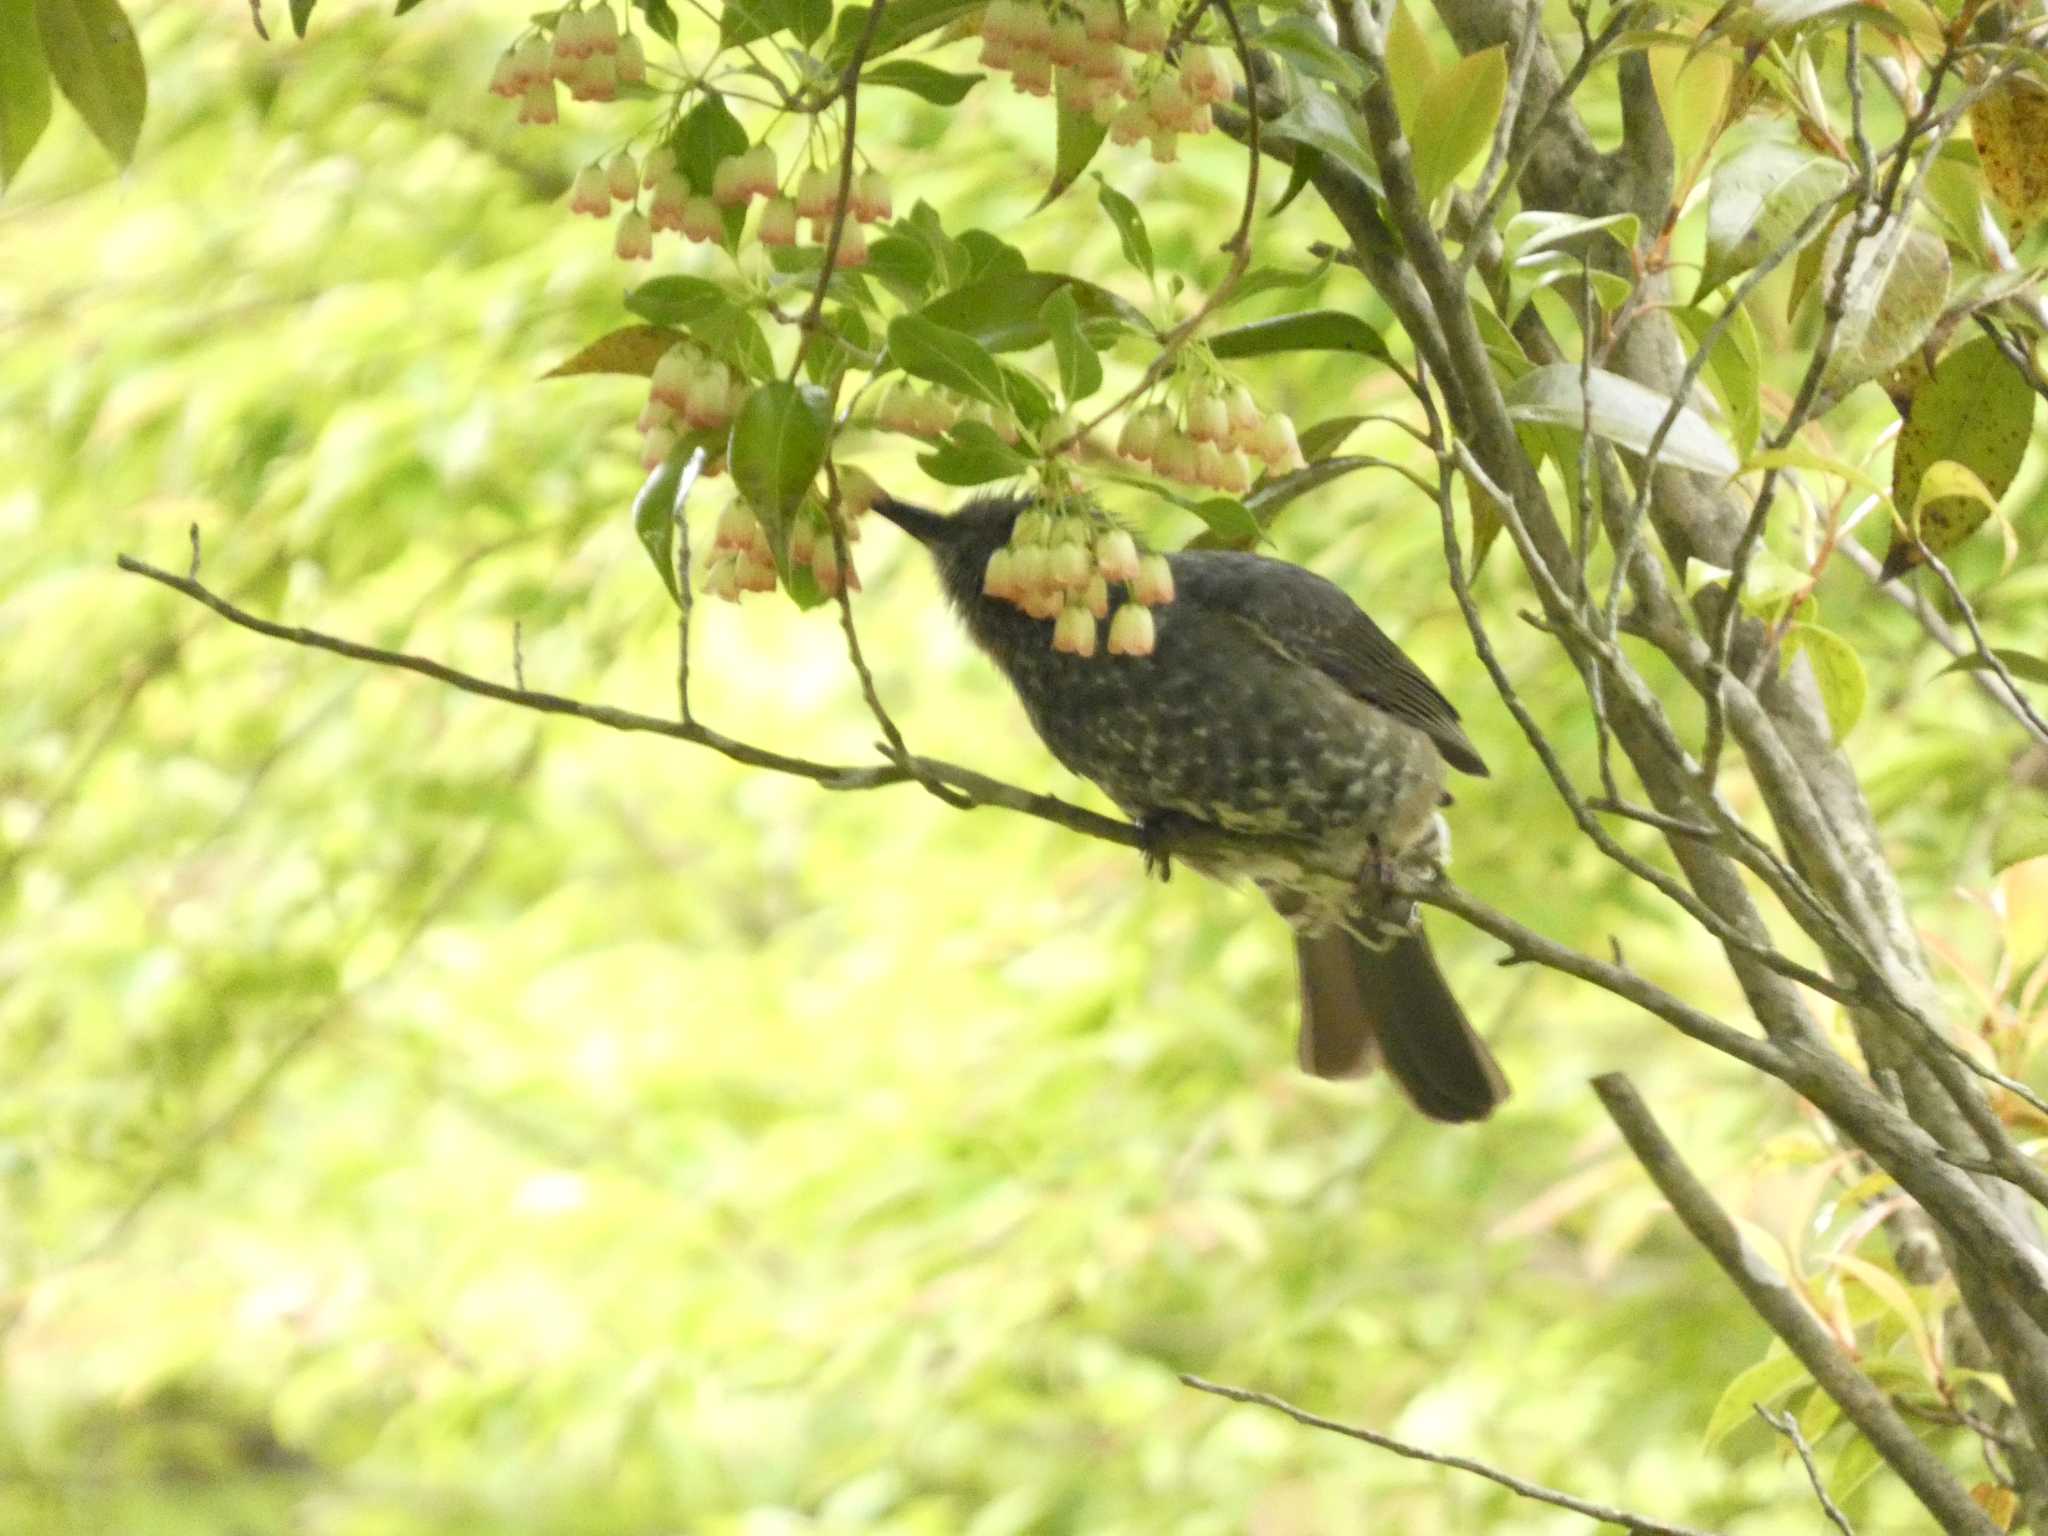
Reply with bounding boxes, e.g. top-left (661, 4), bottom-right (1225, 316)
top-left (871, 491), bottom-right (1510, 1122)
